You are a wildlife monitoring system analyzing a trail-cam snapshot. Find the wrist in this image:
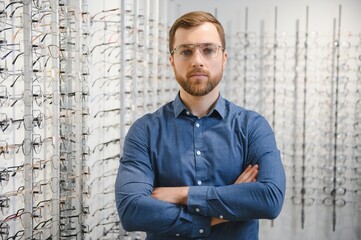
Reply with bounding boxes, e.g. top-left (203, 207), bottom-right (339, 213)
top-left (211, 217), bottom-right (228, 226)
top-left (181, 187), bottom-right (189, 205)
